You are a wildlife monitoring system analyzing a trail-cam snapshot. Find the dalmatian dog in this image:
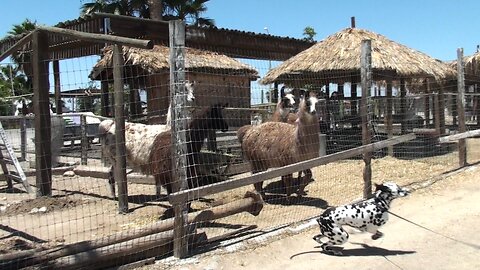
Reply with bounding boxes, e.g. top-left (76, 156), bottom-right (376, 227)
top-left (313, 182), bottom-right (409, 255)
